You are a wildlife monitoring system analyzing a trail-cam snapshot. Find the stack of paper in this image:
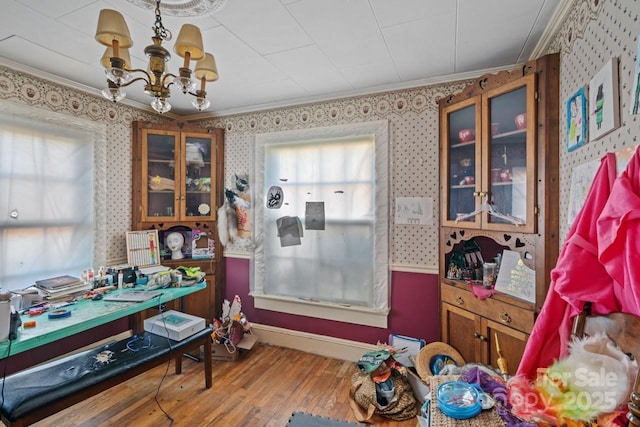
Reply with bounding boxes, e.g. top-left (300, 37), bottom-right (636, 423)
top-left (35, 275), bottom-right (91, 301)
